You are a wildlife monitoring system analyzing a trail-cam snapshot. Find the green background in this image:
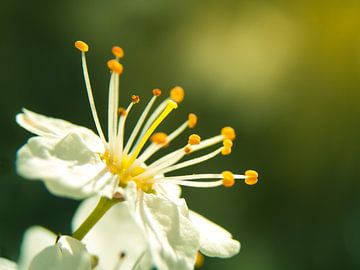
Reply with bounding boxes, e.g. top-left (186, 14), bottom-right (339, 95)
top-left (1, 0), bottom-right (360, 269)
